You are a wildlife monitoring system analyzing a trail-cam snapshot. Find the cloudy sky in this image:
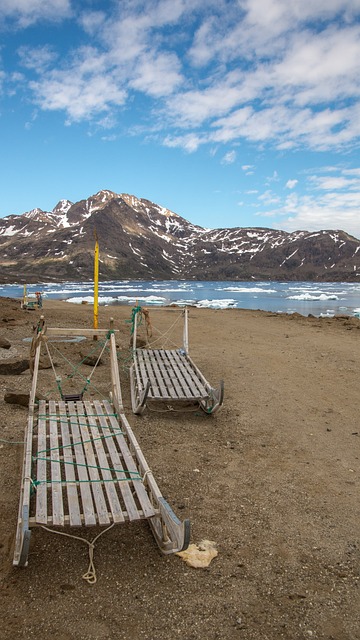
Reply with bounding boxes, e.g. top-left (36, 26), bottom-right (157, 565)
top-left (1, 0), bottom-right (360, 238)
